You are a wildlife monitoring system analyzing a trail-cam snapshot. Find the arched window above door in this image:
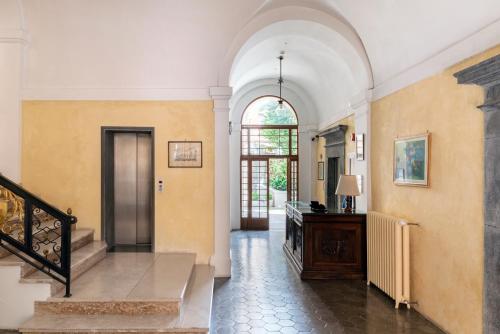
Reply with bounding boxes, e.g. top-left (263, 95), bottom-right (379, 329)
top-left (240, 96), bottom-right (299, 230)
top-left (241, 96), bottom-right (298, 126)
